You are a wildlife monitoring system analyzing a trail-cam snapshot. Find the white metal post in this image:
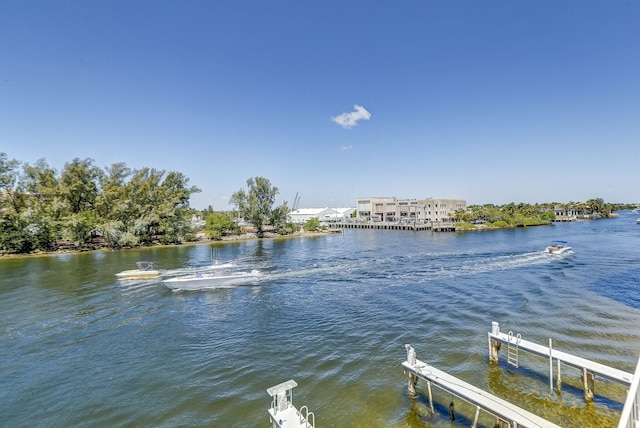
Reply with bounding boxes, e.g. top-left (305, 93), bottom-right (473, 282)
top-left (549, 338), bottom-right (553, 393)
